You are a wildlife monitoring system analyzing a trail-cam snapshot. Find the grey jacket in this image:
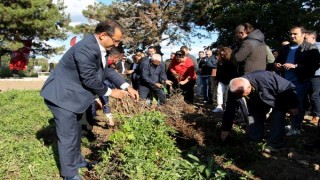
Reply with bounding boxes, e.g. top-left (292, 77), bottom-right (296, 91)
top-left (233, 29), bottom-right (267, 75)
